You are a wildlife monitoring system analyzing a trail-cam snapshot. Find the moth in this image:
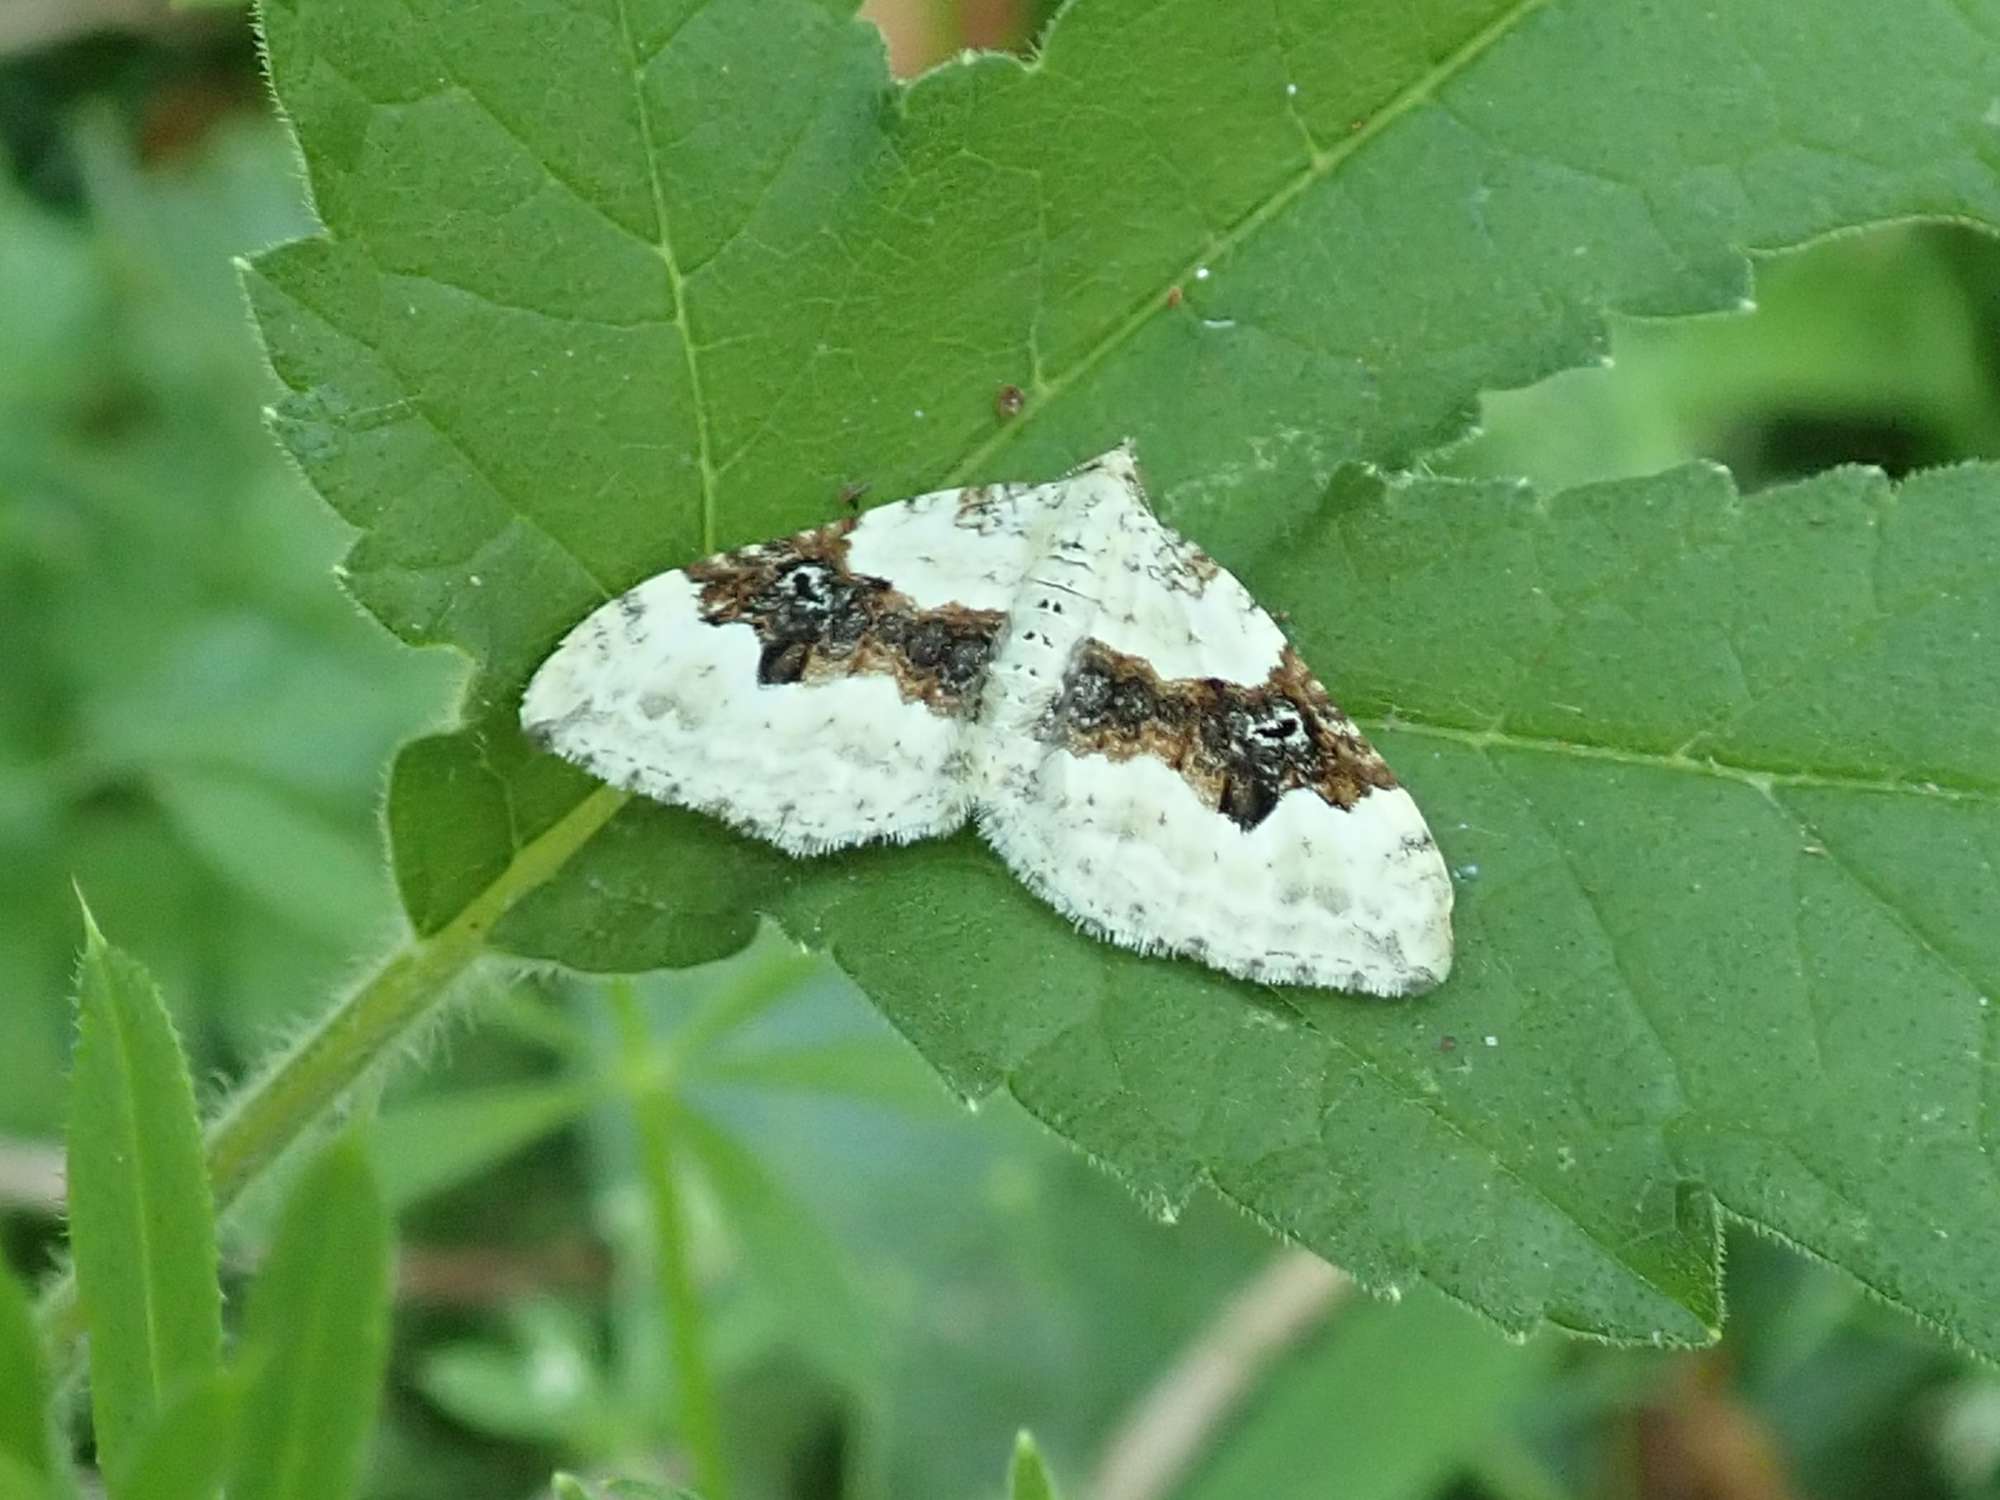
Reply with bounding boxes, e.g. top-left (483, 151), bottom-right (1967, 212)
top-left (521, 444), bottom-right (1453, 996)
